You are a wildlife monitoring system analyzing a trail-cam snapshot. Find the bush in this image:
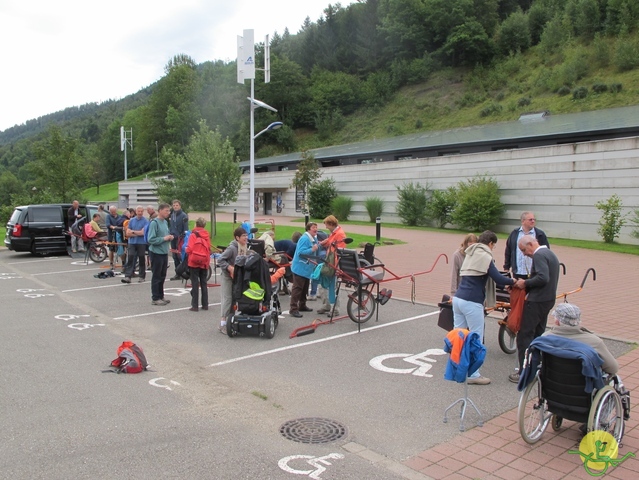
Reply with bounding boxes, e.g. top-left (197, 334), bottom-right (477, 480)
top-left (630, 209), bottom-right (639, 239)
top-left (610, 83), bottom-right (623, 93)
top-left (307, 178), bottom-right (337, 219)
top-left (517, 97), bottom-right (531, 107)
top-left (331, 196), bottom-right (353, 222)
top-left (450, 176), bottom-right (504, 231)
top-left (595, 194), bottom-right (626, 243)
top-left (614, 38), bottom-right (639, 72)
top-left (364, 197), bottom-right (385, 223)
top-left (480, 102), bottom-right (503, 117)
top-left (592, 83), bottom-right (608, 93)
top-left (557, 85), bottom-right (571, 96)
top-left (425, 187), bottom-right (457, 228)
top-left (396, 182), bottom-right (430, 226)
top-left (572, 86), bottom-right (588, 99)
